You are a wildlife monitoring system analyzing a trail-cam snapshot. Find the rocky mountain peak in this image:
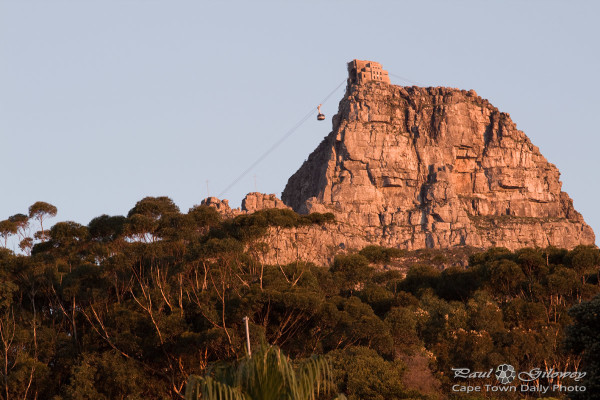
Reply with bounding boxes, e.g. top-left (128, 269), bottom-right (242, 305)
top-left (281, 68), bottom-right (594, 252)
